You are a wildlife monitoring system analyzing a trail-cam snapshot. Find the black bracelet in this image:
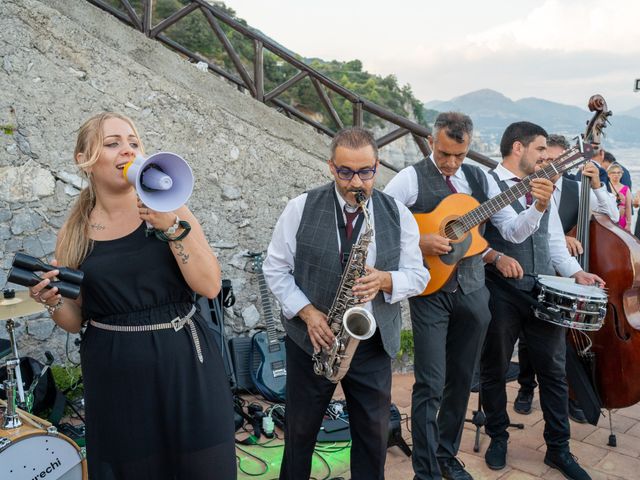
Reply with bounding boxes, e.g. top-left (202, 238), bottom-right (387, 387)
top-left (148, 220), bottom-right (192, 242)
